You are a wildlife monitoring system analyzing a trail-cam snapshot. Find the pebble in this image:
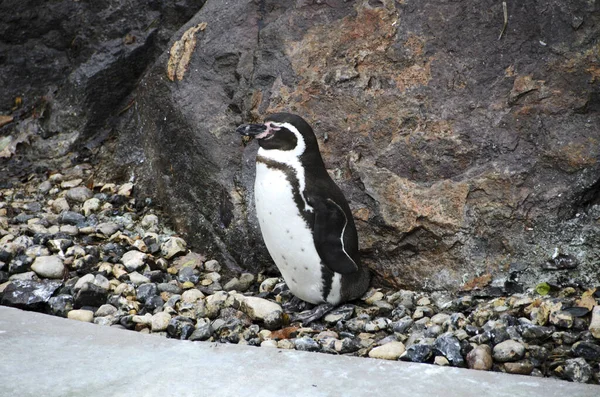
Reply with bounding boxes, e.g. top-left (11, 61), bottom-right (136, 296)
top-left (129, 272), bottom-right (151, 286)
top-left (503, 361), bottom-right (534, 375)
top-left (121, 250), bottom-right (147, 272)
top-left (493, 340), bottom-right (525, 362)
top-left (95, 304), bottom-right (118, 317)
top-left (434, 356), bottom-right (450, 366)
top-left (260, 340), bottom-right (278, 348)
top-left (161, 237), bottom-right (187, 259)
top-left (563, 357), bottom-right (593, 383)
top-left (96, 222), bottom-right (120, 236)
top-left (83, 198), bottom-right (101, 216)
top-left (51, 198), bottom-right (70, 213)
top-left (181, 288), bottom-right (204, 303)
top-left (400, 344), bottom-right (433, 363)
top-left (30, 255), bottom-right (64, 279)
top-left (294, 336), bottom-right (320, 352)
top-left (368, 341), bottom-right (406, 360)
top-left (151, 312), bottom-right (172, 332)
top-left (589, 306), bottom-right (600, 339)
top-left (467, 345), bottom-right (493, 371)
top-left (233, 294), bottom-right (282, 330)
top-left (65, 186), bottom-right (93, 203)
top-left (434, 333), bottom-right (464, 366)
top-left (67, 309), bottom-right (94, 322)
top-left (204, 259), bottom-right (221, 272)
